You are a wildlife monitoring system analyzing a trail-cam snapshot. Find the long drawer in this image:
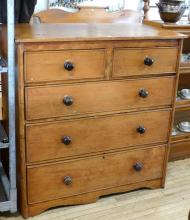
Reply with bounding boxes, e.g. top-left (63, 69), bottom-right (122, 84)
top-left (25, 77), bottom-right (175, 120)
top-left (27, 146), bottom-right (166, 204)
top-left (113, 47), bottom-right (178, 77)
top-left (24, 49), bottom-right (106, 83)
top-left (26, 110), bottom-right (170, 163)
